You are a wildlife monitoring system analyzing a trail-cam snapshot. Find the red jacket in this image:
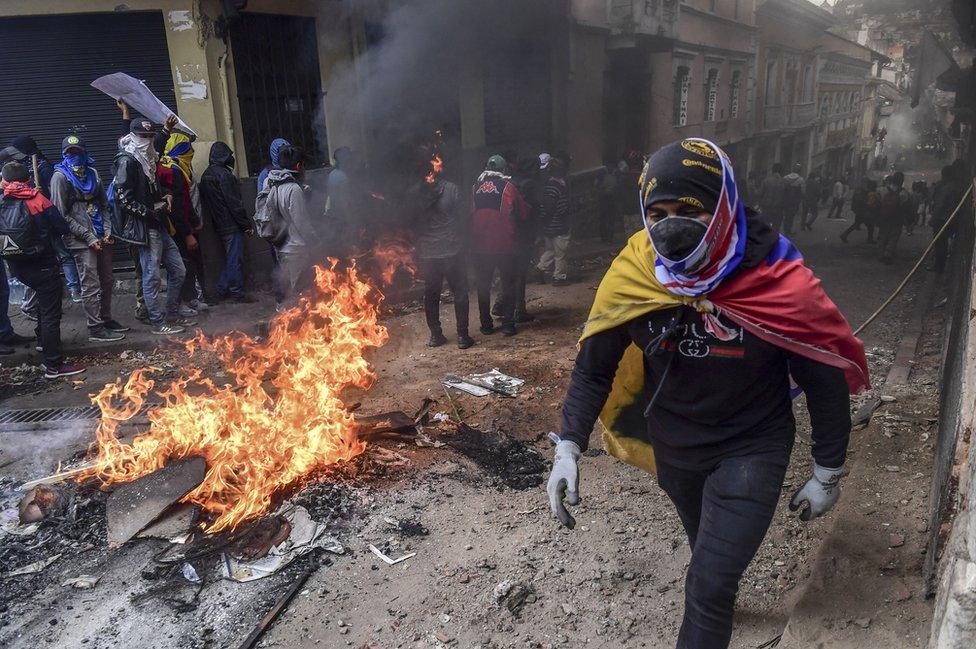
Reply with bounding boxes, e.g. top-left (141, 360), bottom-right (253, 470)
top-left (470, 171), bottom-right (529, 254)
